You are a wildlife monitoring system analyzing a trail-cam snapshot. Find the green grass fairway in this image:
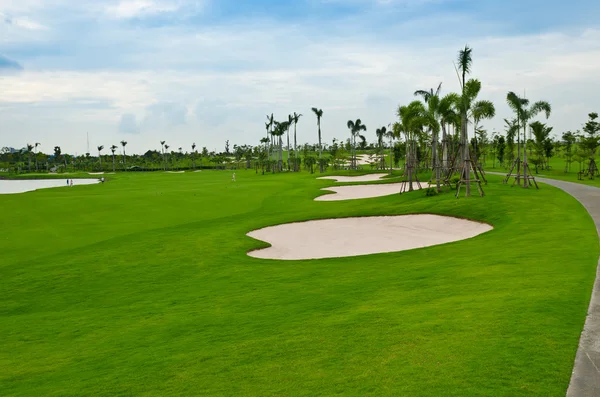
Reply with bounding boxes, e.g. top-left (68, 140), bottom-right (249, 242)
top-left (1, 171), bottom-right (598, 396)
